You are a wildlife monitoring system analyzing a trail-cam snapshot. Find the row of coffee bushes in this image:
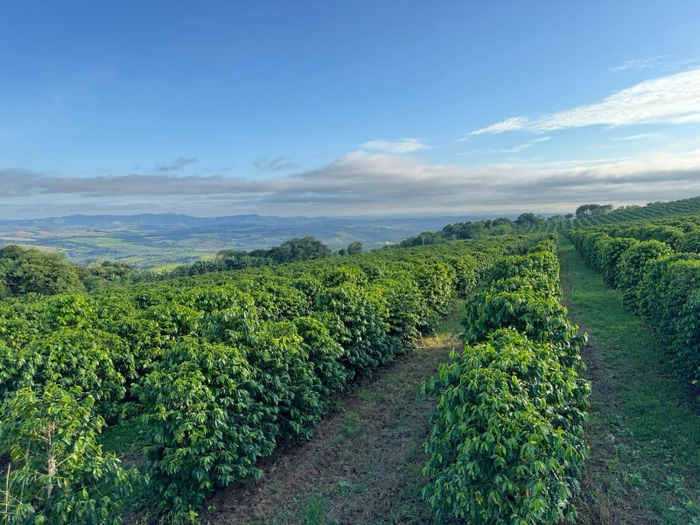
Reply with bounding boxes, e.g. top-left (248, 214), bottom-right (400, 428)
top-left (0, 235), bottom-right (537, 524)
top-left (561, 197), bottom-right (700, 230)
top-left (573, 214), bottom-right (700, 252)
top-left (569, 227), bottom-right (700, 384)
top-left (422, 238), bottom-right (590, 524)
